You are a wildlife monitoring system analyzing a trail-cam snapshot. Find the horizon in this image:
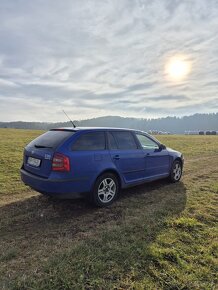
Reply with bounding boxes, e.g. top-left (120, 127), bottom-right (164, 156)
top-left (0, 112), bottom-right (217, 124)
top-left (0, 1), bottom-right (218, 122)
